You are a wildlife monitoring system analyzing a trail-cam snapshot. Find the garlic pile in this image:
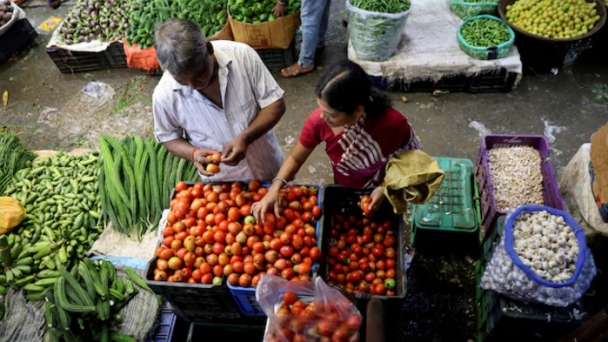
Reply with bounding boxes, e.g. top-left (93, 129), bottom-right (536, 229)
top-left (488, 146), bottom-right (543, 212)
top-left (513, 211), bottom-right (577, 283)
